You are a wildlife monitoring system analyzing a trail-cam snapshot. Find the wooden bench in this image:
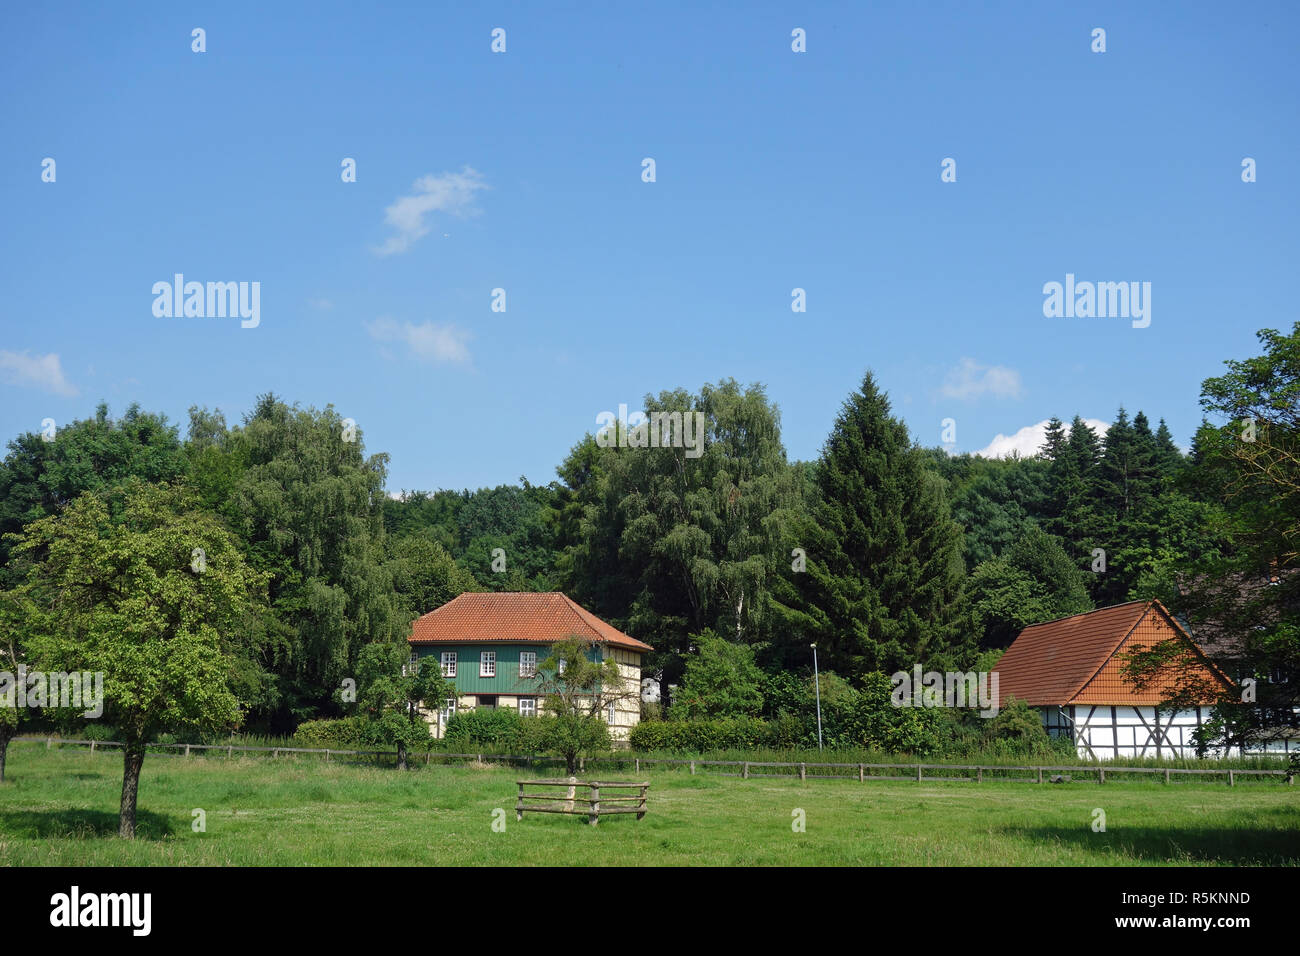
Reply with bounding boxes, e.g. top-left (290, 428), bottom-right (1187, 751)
top-left (515, 778), bottom-right (649, 826)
